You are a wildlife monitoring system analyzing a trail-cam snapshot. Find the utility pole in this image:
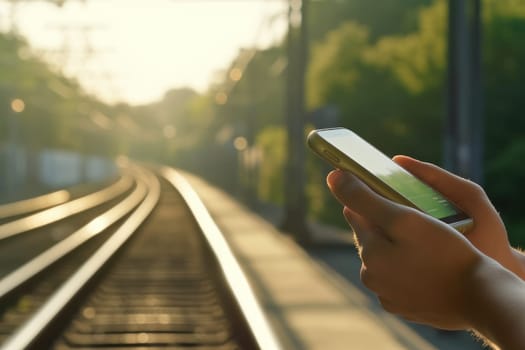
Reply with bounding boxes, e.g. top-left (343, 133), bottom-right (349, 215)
top-left (469, 0), bottom-right (483, 184)
top-left (281, 0), bottom-right (310, 242)
top-left (45, 22), bottom-right (118, 101)
top-left (446, 0), bottom-right (483, 183)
